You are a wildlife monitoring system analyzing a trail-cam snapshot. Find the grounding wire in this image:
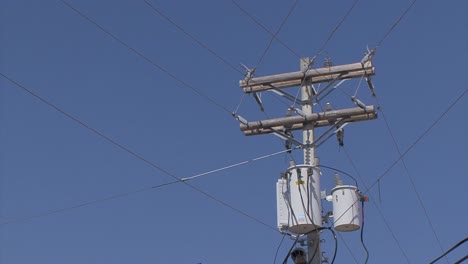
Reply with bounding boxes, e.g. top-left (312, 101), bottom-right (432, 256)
top-left (372, 91), bottom-right (448, 260)
top-left (61, 0), bottom-right (232, 115)
top-left (255, 0), bottom-right (299, 67)
top-left (429, 237), bottom-right (468, 264)
top-left (143, 0), bottom-right (243, 75)
top-left (0, 71), bottom-right (281, 232)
